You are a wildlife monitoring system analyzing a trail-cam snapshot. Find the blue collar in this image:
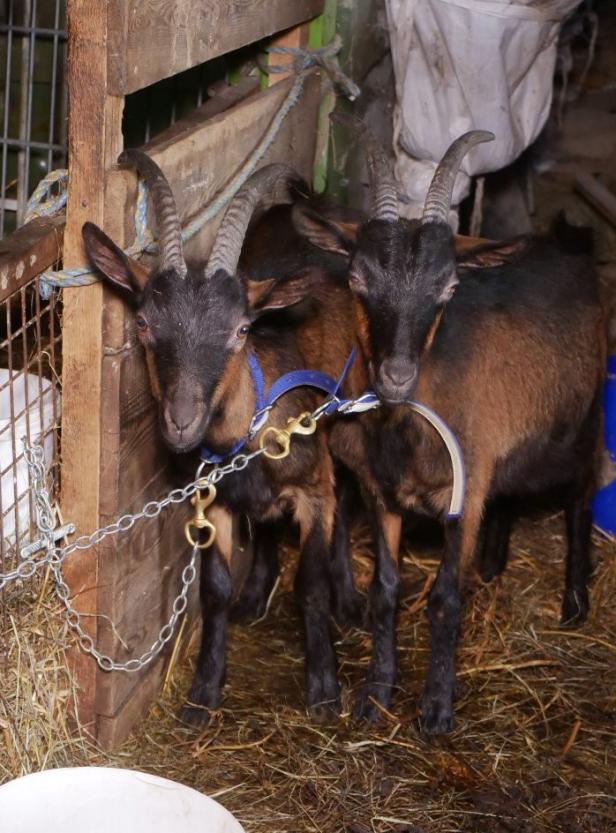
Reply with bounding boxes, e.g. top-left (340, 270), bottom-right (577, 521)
top-left (200, 349), bottom-right (357, 464)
